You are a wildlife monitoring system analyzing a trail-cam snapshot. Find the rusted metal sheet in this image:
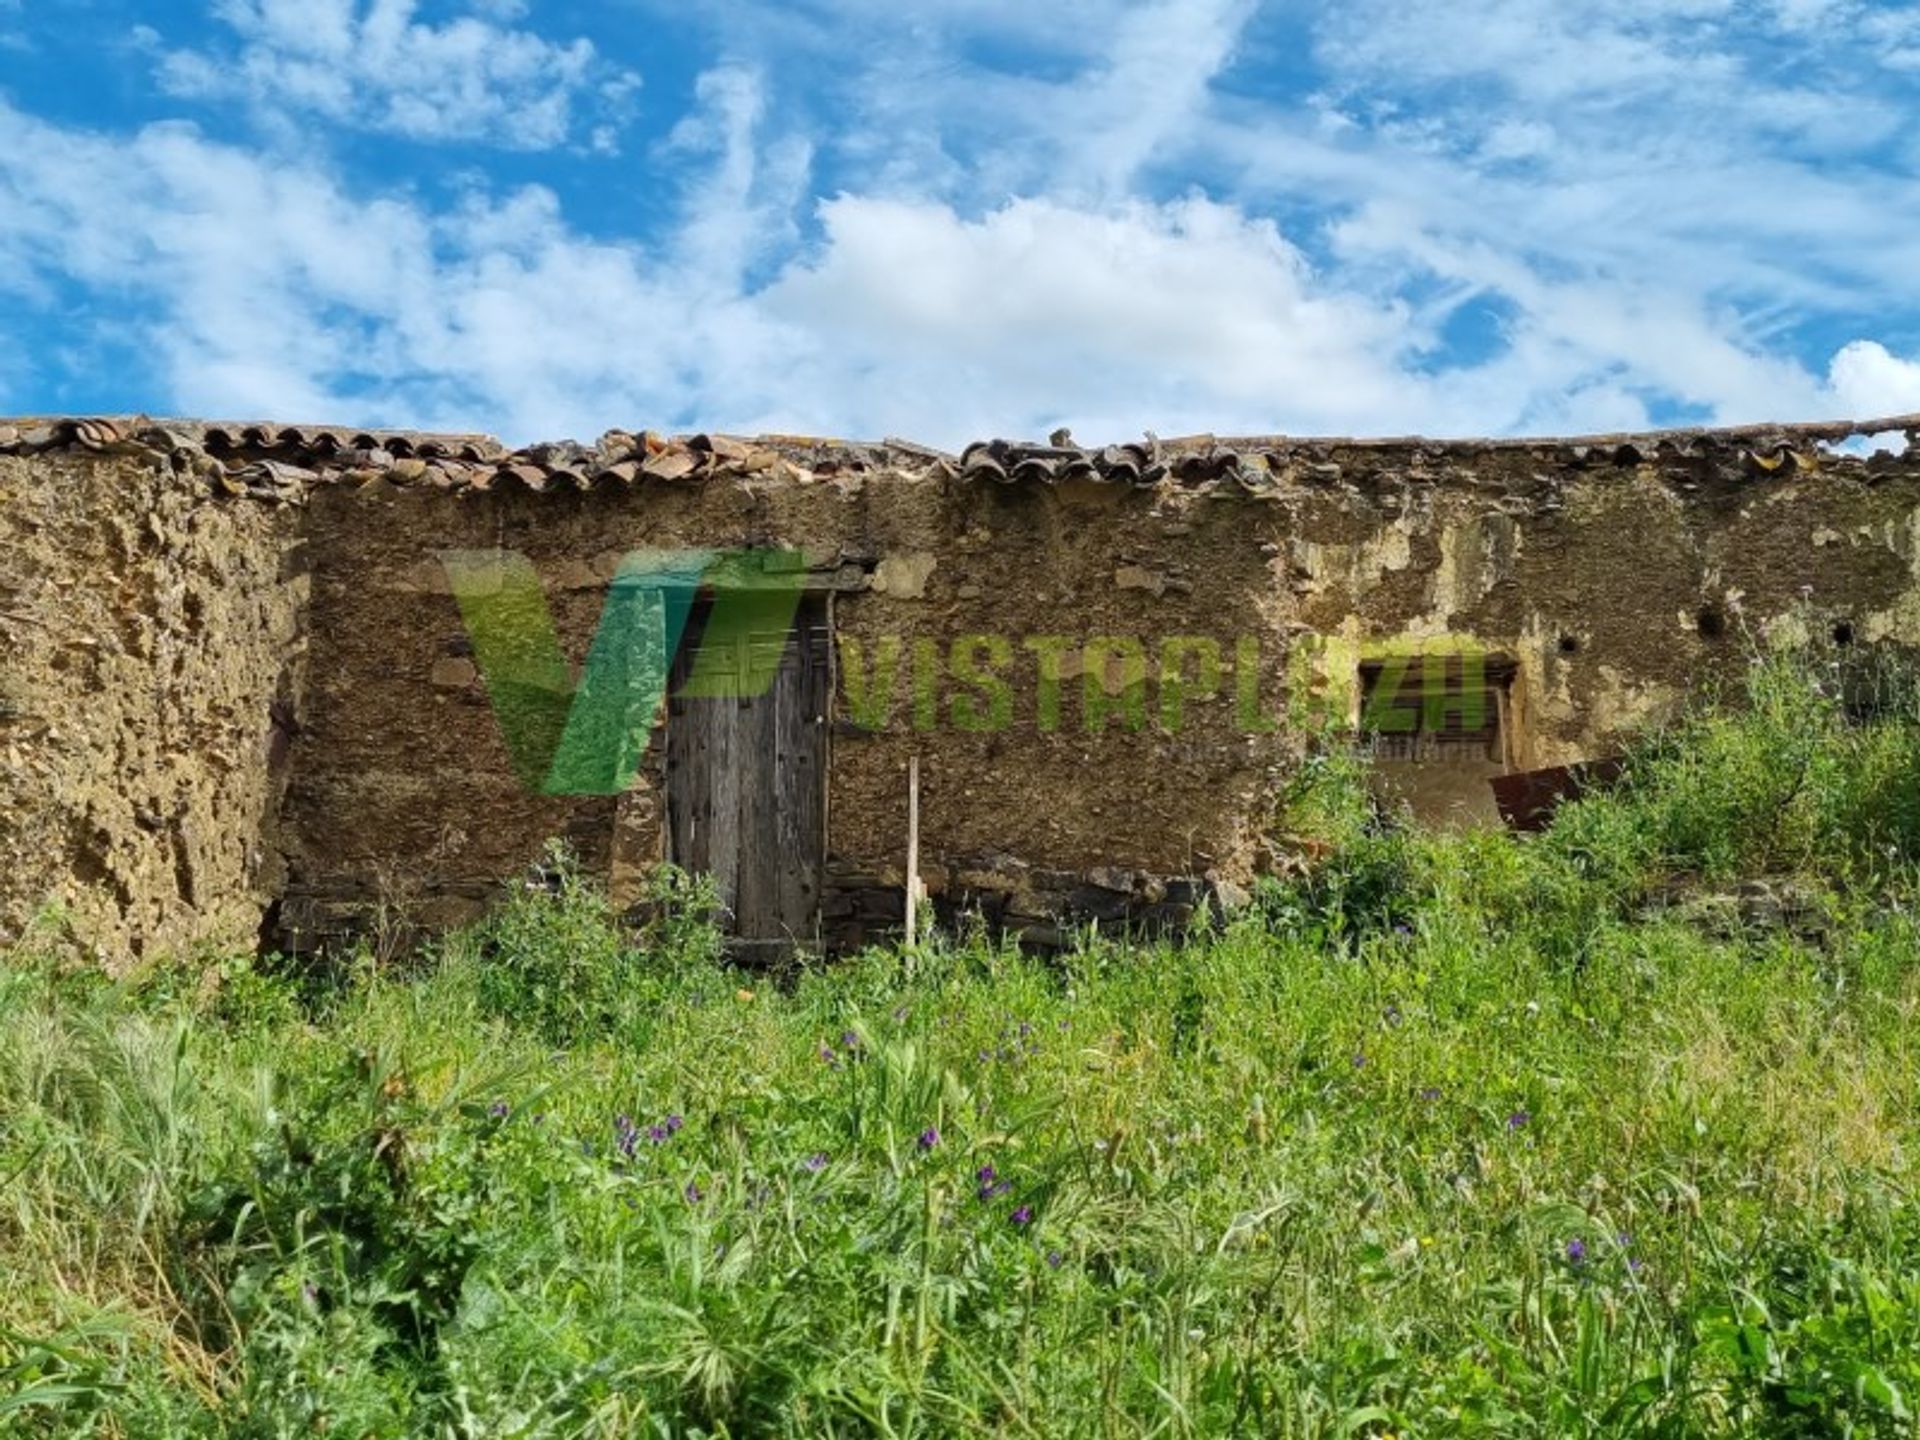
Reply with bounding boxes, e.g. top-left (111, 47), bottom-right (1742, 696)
top-left (1489, 758), bottom-right (1628, 832)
